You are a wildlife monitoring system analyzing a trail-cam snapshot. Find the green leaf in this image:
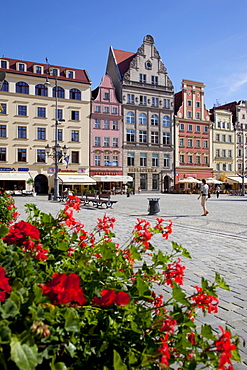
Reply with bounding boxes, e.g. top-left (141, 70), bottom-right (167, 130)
top-left (201, 324), bottom-right (214, 339)
top-left (0, 224), bottom-right (9, 238)
top-left (51, 362), bottom-right (67, 370)
top-left (64, 309), bottom-right (80, 332)
top-left (1, 298), bottom-right (19, 318)
top-left (136, 275), bottom-right (150, 296)
top-left (10, 336), bottom-right (38, 370)
top-left (172, 283), bottom-right (190, 306)
top-left (215, 272), bottom-right (230, 290)
top-left (113, 350), bottom-right (128, 370)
